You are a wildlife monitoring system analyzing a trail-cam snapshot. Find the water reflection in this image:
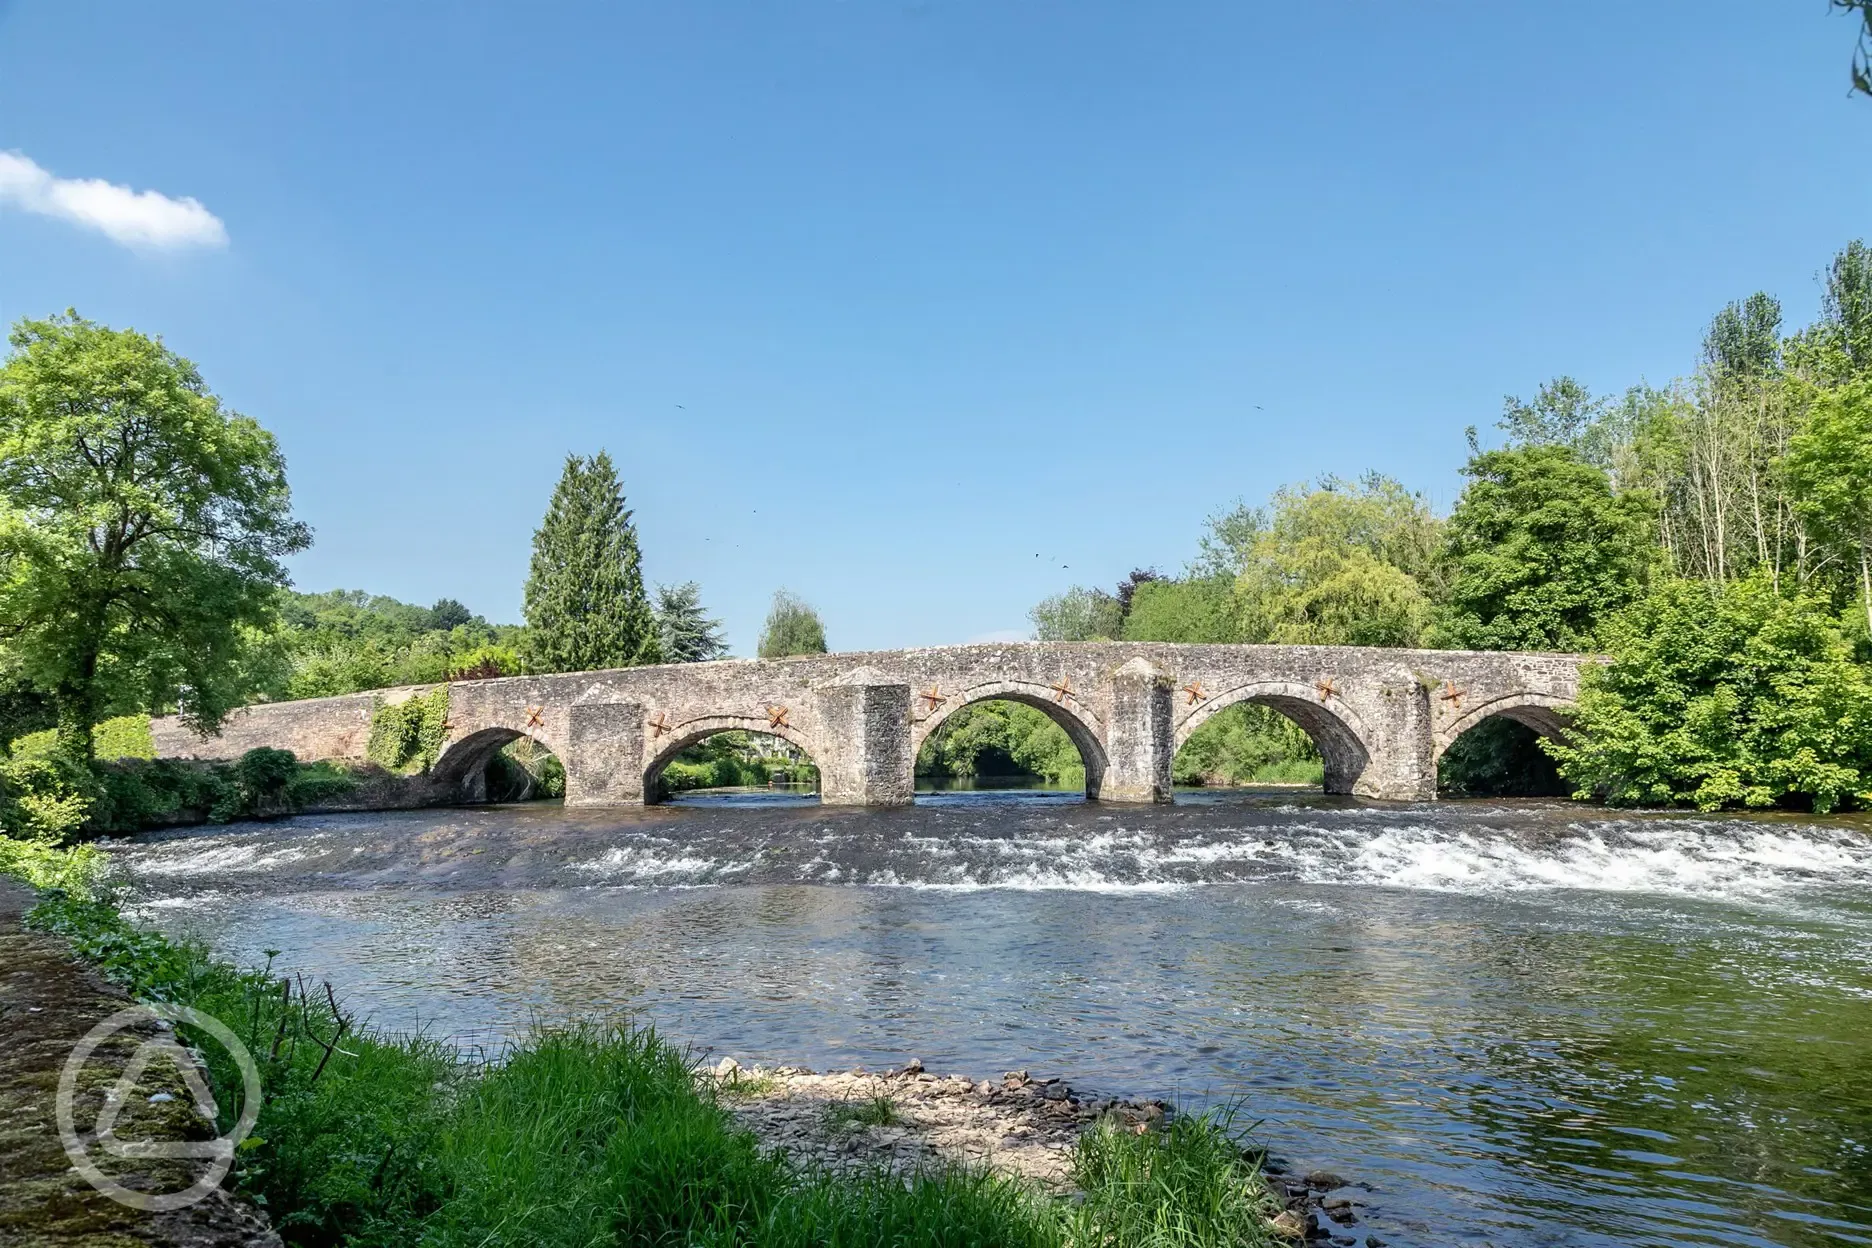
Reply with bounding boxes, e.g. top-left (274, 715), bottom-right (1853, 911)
top-left (107, 793), bottom-right (1872, 1248)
